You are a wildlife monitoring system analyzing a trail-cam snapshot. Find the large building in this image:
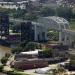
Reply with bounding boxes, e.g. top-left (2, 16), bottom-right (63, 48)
top-left (0, 12), bottom-right (9, 40)
top-left (21, 22), bottom-right (34, 42)
top-left (11, 21), bottom-right (47, 43)
top-left (0, 12), bottom-right (11, 63)
top-left (0, 12), bottom-right (11, 62)
top-left (10, 16), bottom-right (75, 46)
top-left (0, 0), bottom-right (28, 9)
top-left (31, 0), bottom-right (60, 8)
